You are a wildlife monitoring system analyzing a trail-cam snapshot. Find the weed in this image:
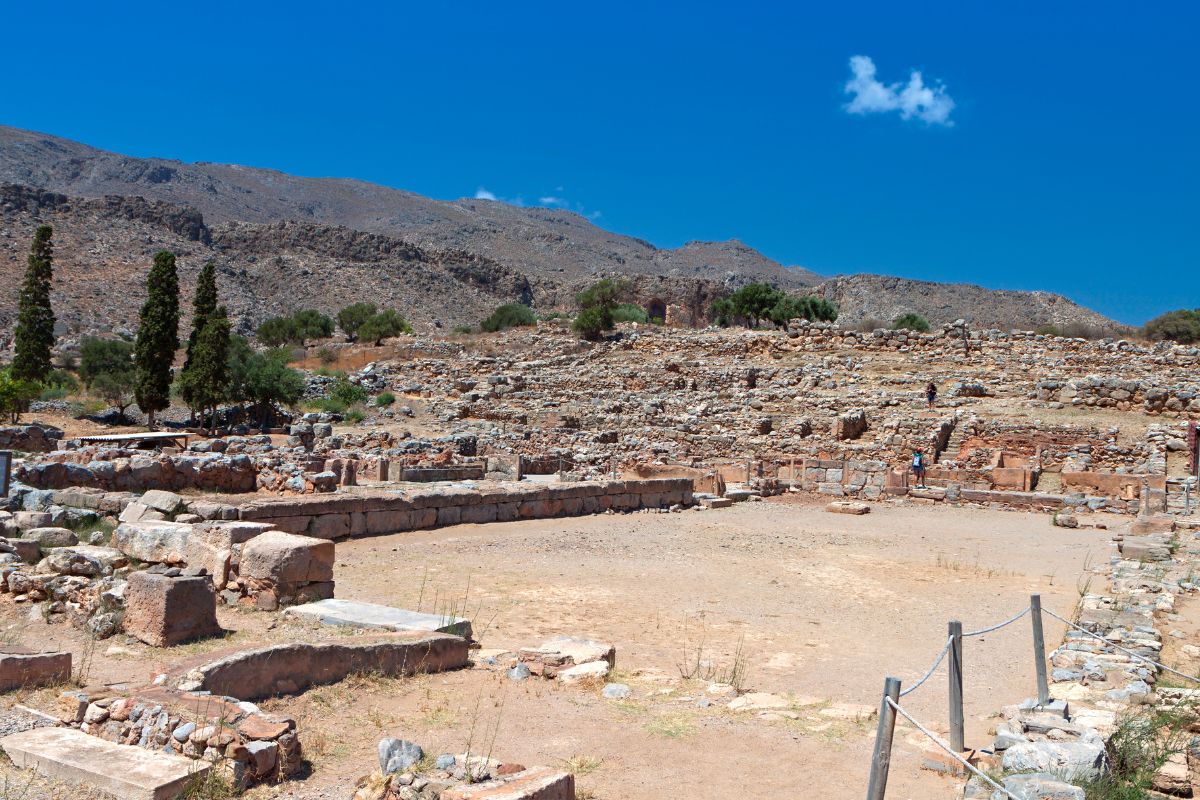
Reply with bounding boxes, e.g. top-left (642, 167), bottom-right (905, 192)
top-left (1075, 699), bottom-right (1199, 799)
top-left (676, 619), bottom-right (750, 693)
top-left (644, 712), bottom-right (695, 739)
top-left (559, 755), bottom-right (603, 776)
top-left (73, 631), bottom-right (100, 687)
top-left (179, 767), bottom-right (238, 800)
